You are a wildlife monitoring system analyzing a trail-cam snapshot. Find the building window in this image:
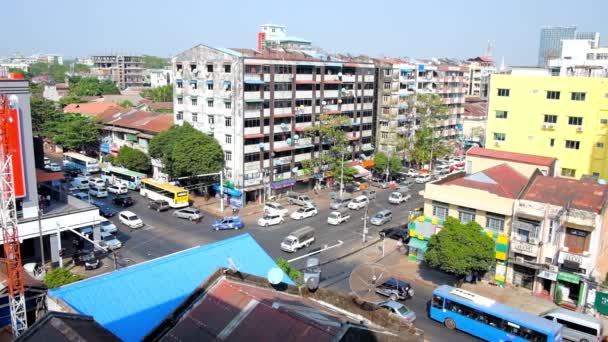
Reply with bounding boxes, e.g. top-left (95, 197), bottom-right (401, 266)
top-left (177, 97), bottom-right (183, 104)
top-left (191, 113), bottom-right (198, 122)
top-left (225, 135), bottom-right (232, 144)
top-left (384, 69), bottom-right (391, 76)
top-left (565, 140), bottom-right (580, 150)
top-left (208, 116), bottom-right (215, 125)
top-left (191, 81), bottom-right (198, 90)
top-left (568, 116), bottom-right (583, 126)
top-left (225, 168), bottom-right (232, 179)
top-left (458, 207), bottom-right (476, 224)
top-left (191, 97), bottom-right (198, 106)
top-left (225, 102), bottom-right (231, 109)
top-left (225, 117), bottom-right (232, 127)
top-left (601, 119), bottom-right (608, 124)
top-left (544, 114), bottom-right (557, 123)
top-left (561, 168), bottom-right (576, 177)
top-left (383, 95), bottom-right (390, 104)
top-left (493, 133), bottom-right (506, 141)
top-left (432, 201), bottom-right (449, 220)
top-left (486, 214), bottom-right (505, 233)
top-left (381, 132), bottom-right (389, 139)
top-left (207, 83), bottom-right (213, 90)
top-left (177, 81), bottom-right (183, 89)
top-left (596, 142), bottom-right (604, 148)
top-left (564, 228), bottom-right (589, 254)
top-left (497, 88), bottom-right (510, 97)
top-left (176, 111), bottom-right (183, 121)
top-left (546, 91), bottom-right (560, 100)
top-left (224, 65), bottom-right (231, 73)
top-left (495, 110), bottom-right (508, 119)
top-left (383, 82), bottom-right (391, 89)
top-left (207, 64), bottom-right (213, 73)
top-left (550, 138), bottom-right (555, 147)
top-left (571, 92), bottom-right (586, 101)
top-left (207, 100), bottom-right (214, 107)
top-left (225, 151), bottom-right (231, 161)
